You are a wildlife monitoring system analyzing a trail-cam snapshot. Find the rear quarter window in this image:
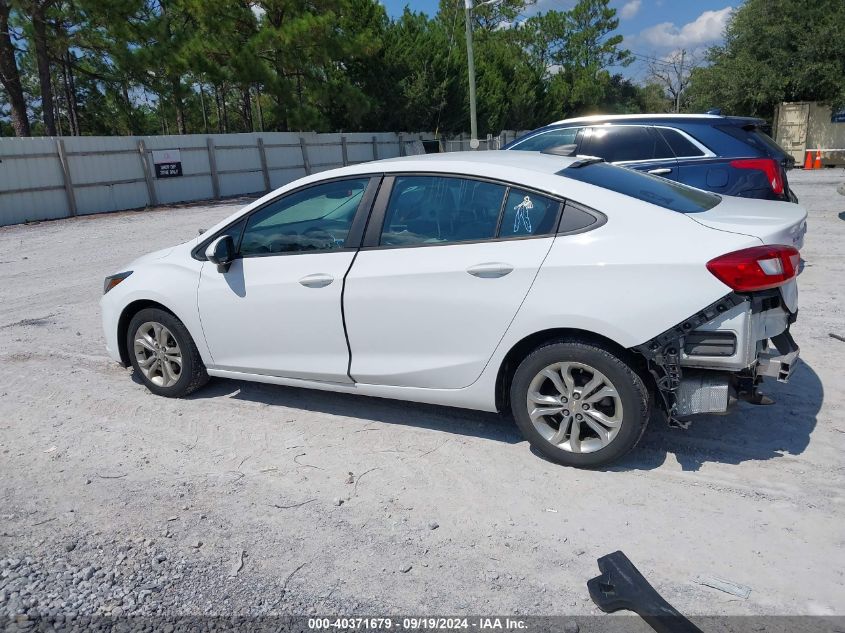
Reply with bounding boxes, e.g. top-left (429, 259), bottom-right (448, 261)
top-left (558, 162), bottom-right (720, 213)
